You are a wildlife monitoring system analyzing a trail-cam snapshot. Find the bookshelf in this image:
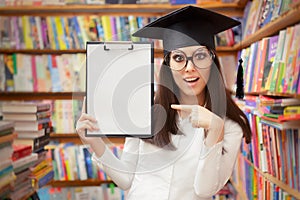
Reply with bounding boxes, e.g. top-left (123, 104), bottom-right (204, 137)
top-left (233, 2), bottom-right (300, 50)
top-left (50, 179), bottom-right (113, 187)
top-left (230, 1), bottom-right (300, 199)
top-left (0, 3), bottom-right (245, 17)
